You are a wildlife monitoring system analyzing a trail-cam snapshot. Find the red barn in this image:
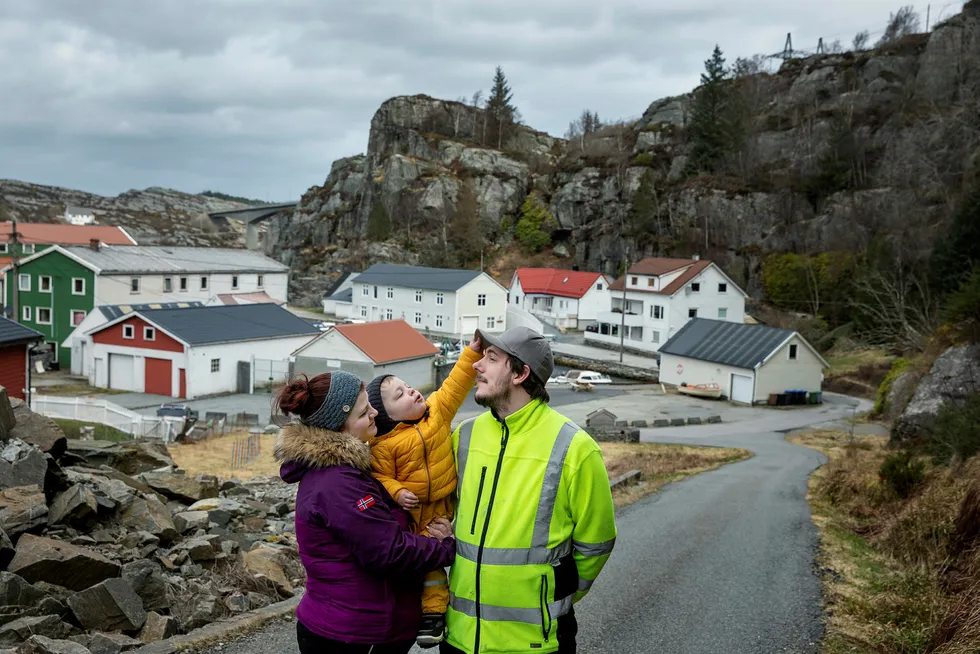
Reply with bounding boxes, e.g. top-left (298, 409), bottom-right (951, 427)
top-left (0, 315), bottom-right (43, 400)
